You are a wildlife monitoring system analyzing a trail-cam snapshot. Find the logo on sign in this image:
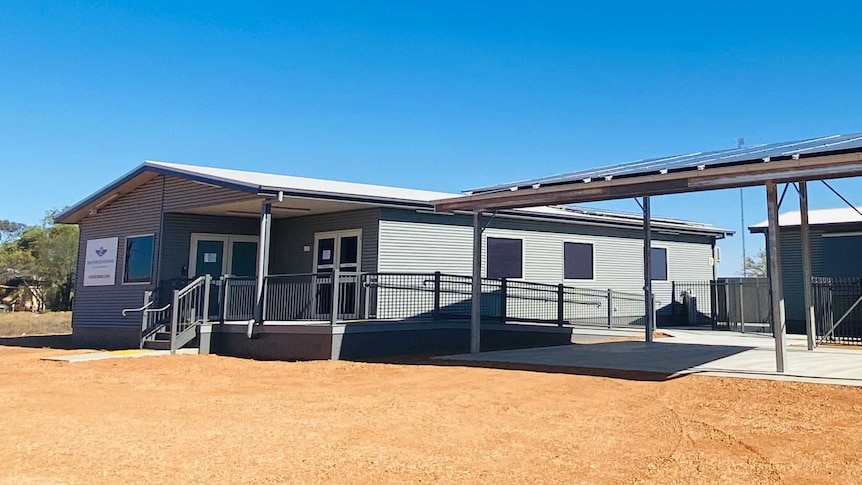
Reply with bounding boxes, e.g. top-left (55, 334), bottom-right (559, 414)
top-left (96, 247), bottom-right (108, 257)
